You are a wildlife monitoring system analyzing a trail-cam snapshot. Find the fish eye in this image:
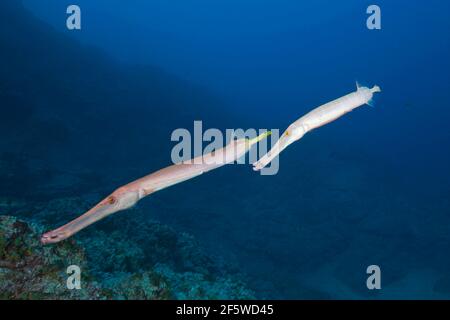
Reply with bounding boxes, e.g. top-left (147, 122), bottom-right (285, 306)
top-left (107, 196), bottom-right (116, 204)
